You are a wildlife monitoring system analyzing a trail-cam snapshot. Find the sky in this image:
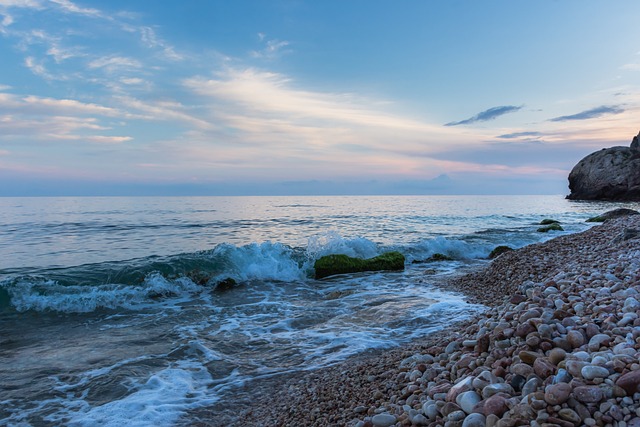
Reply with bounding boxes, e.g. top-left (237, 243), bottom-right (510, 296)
top-left (1, 0), bottom-right (640, 196)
